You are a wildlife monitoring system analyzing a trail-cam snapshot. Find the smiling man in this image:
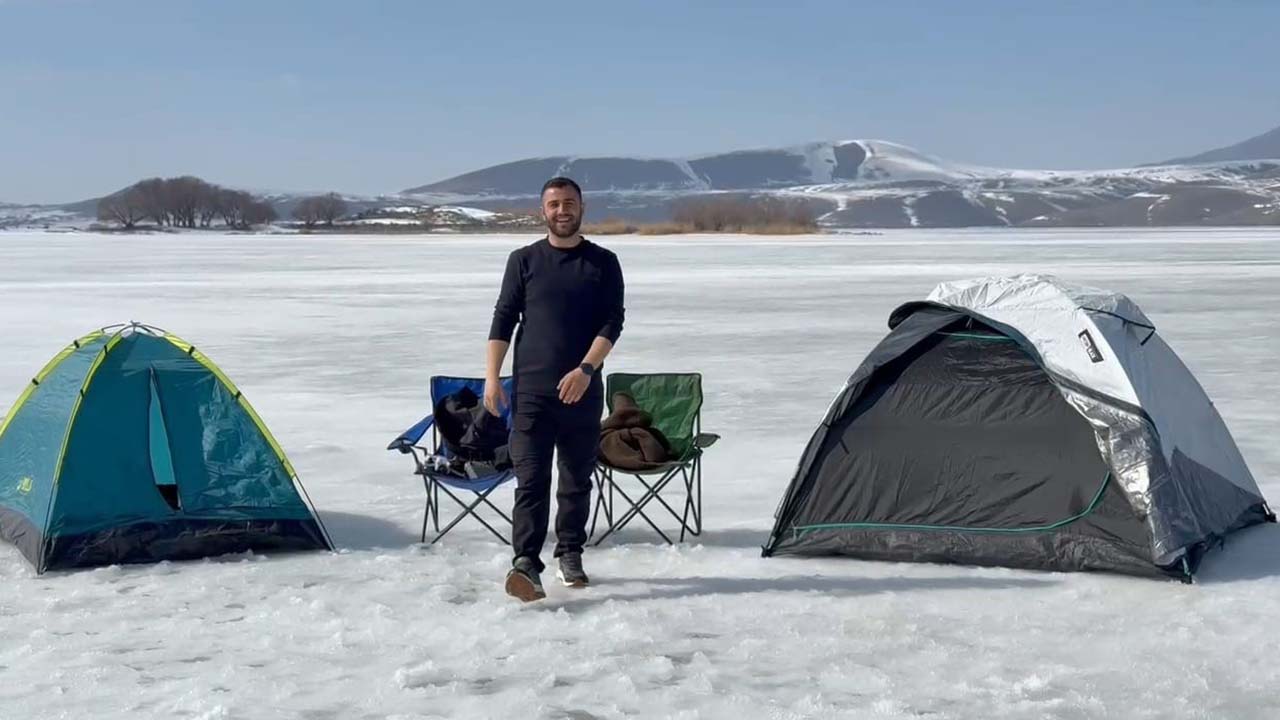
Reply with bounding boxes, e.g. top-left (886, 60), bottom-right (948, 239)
top-left (485, 177), bottom-right (626, 602)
